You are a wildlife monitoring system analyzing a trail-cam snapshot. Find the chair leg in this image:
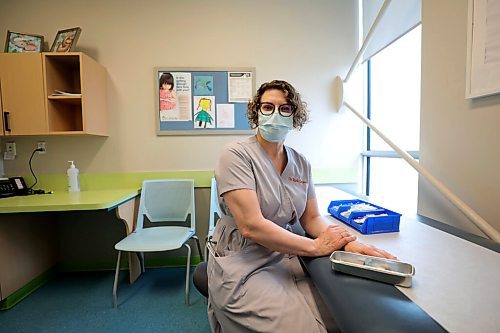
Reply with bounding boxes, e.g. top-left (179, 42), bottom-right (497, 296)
top-left (112, 251), bottom-right (122, 308)
top-left (193, 235), bottom-right (204, 262)
top-left (136, 252), bottom-right (145, 273)
top-left (184, 243), bottom-right (191, 305)
top-left (204, 236), bottom-right (209, 262)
